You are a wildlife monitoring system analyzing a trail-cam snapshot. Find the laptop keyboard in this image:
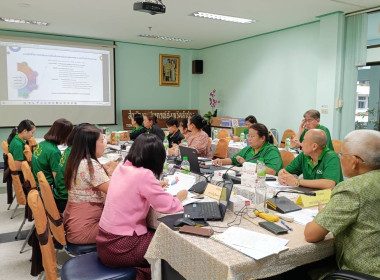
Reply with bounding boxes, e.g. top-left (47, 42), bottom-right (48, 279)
top-left (201, 202), bottom-right (220, 218)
